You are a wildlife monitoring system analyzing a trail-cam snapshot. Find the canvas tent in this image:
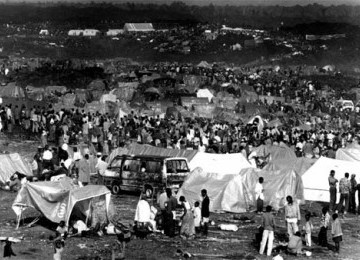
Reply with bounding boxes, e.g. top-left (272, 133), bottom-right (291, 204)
top-left (336, 143), bottom-right (360, 162)
top-left (0, 82), bottom-right (25, 98)
top-left (189, 152), bottom-right (253, 174)
top-left (301, 157), bottom-right (360, 202)
top-left (0, 153), bottom-right (32, 184)
top-left (177, 167), bottom-right (303, 213)
top-left (251, 144), bottom-right (296, 163)
top-left (12, 177), bottom-right (111, 226)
